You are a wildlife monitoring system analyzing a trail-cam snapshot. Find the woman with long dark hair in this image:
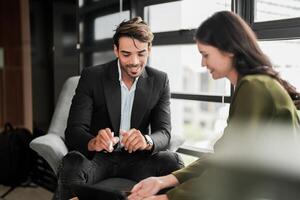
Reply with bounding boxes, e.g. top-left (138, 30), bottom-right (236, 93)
top-left (128, 11), bottom-right (300, 200)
